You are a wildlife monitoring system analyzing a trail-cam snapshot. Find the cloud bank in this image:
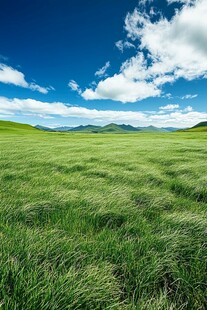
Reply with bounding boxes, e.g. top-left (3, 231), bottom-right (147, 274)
top-left (0, 96), bottom-right (206, 127)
